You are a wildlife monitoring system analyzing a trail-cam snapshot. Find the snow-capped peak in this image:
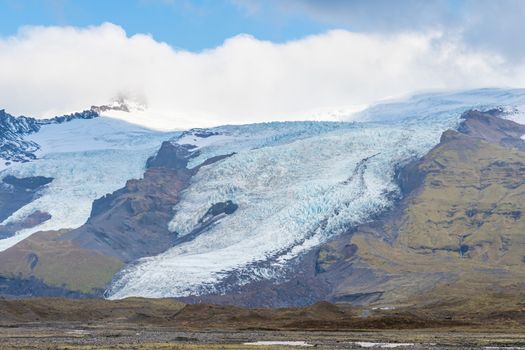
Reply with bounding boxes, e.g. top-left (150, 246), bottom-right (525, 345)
top-left (91, 97), bottom-right (147, 115)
